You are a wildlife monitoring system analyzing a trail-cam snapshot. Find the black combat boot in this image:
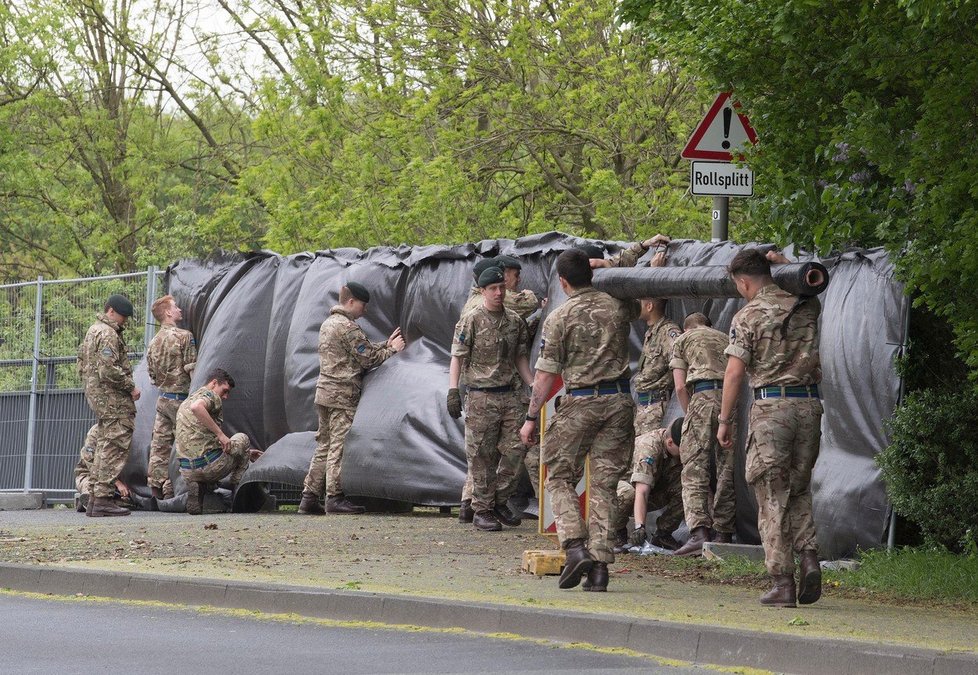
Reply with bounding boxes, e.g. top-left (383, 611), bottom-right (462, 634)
top-left (581, 562), bottom-right (609, 592)
top-left (458, 499), bottom-right (474, 523)
top-left (493, 503), bottom-right (522, 527)
top-left (673, 526), bottom-right (710, 557)
top-left (558, 538), bottom-right (594, 590)
top-left (298, 491), bottom-right (326, 515)
top-left (185, 481), bottom-right (203, 515)
top-left (760, 574), bottom-right (797, 607)
top-left (712, 531), bottom-right (734, 544)
top-left (87, 496), bottom-right (130, 518)
top-left (326, 494), bottom-right (366, 514)
top-left (473, 510), bottom-right (502, 531)
top-left (797, 550), bottom-right (822, 605)
top-left (649, 531), bottom-right (680, 551)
